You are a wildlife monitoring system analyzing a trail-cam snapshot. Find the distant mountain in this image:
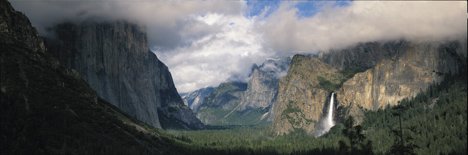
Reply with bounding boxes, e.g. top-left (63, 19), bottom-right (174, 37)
top-left (182, 87), bottom-right (214, 112)
top-left (272, 40), bottom-right (467, 135)
top-left (44, 21), bottom-right (203, 129)
top-left (239, 57), bottom-right (291, 112)
top-left (184, 57), bottom-right (291, 125)
top-left (0, 1), bottom-right (184, 153)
